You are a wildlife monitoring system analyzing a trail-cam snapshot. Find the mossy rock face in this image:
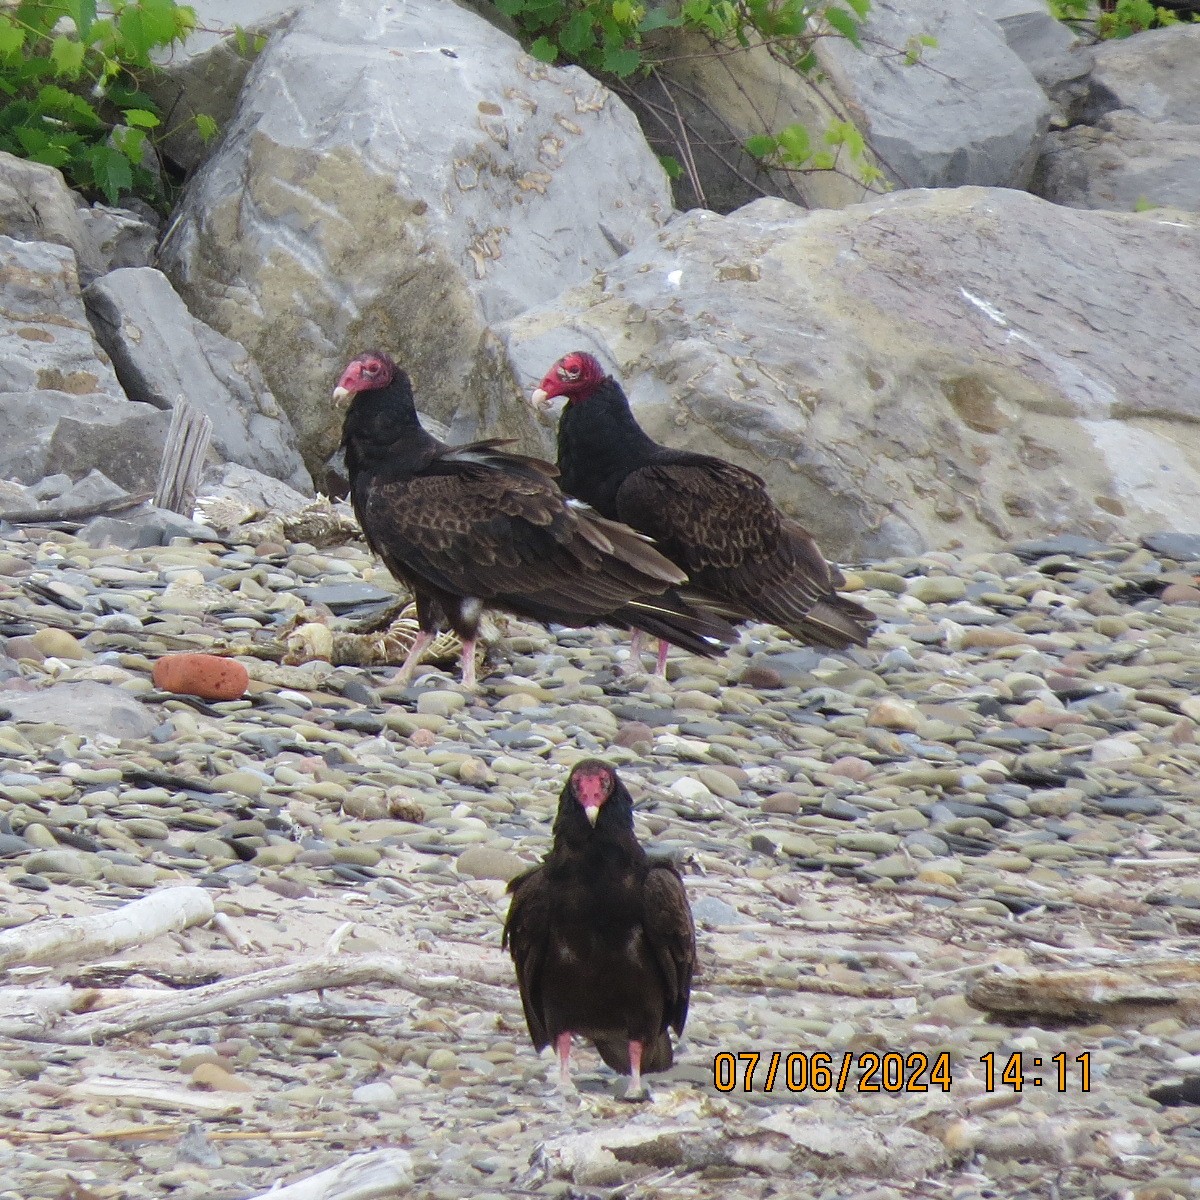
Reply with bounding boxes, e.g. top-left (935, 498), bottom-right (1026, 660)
top-left (159, 0), bottom-right (672, 481)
